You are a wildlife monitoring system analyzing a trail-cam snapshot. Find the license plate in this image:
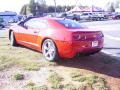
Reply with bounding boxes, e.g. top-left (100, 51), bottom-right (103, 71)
top-left (92, 41), bottom-right (98, 47)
